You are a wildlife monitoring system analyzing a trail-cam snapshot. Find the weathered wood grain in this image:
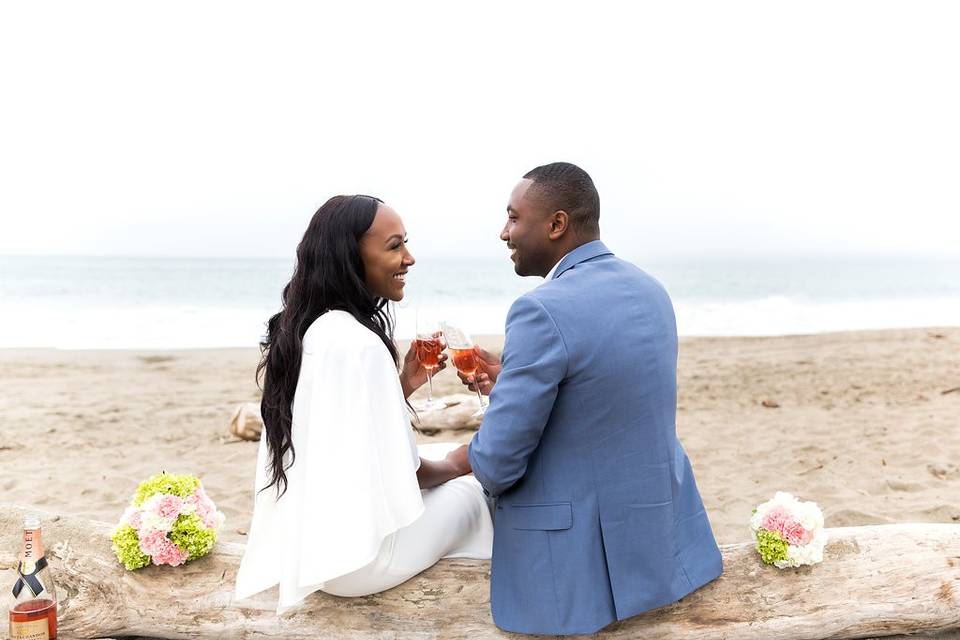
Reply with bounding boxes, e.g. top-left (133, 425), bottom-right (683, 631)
top-left (2, 506), bottom-right (958, 639)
